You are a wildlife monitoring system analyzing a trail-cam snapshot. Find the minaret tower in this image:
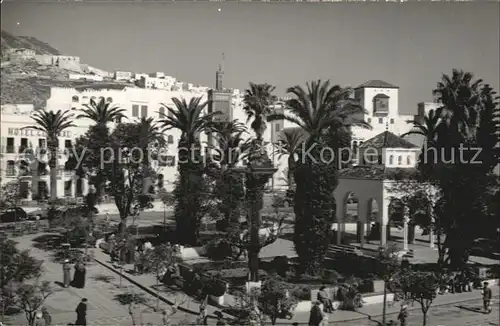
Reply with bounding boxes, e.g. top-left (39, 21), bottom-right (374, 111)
top-left (215, 53), bottom-right (224, 91)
